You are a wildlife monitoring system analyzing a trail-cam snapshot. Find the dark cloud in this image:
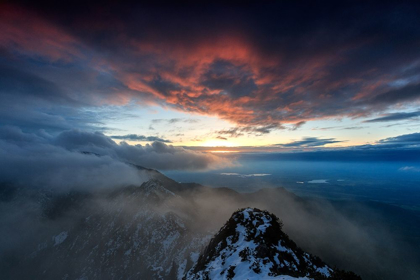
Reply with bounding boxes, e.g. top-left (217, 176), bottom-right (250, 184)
top-left (0, 63), bottom-right (103, 132)
top-left (216, 124), bottom-right (284, 138)
top-left (1, 2), bottom-right (420, 131)
top-left (216, 136), bottom-right (228, 141)
top-left (201, 59), bottom-right (258, 98)
top-left (0, 64), bottom-right (76, 105)
top-left (289, 121), bottom-right (306, 131)
top-left (279, 137), bottom-right (343, 147)
top-left (365, 83), bottom-right (420, 107)
top-left (0, 60), bottom-right (141, 133)
top-left (216, 128), bottom-right (244, 138)
top-left (110, 134), bottom-right (171, 143)
top-left (147, 75), bottom-right (183, 98)
top-left (364, 111), bottom-right (420, 123)
top-left (228, 132), bottom-right (420, 162)
top-left (378, 132), bottom-right (420, 146)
